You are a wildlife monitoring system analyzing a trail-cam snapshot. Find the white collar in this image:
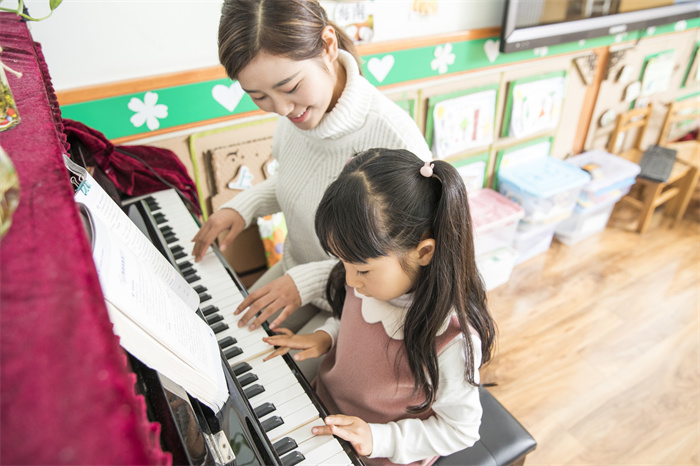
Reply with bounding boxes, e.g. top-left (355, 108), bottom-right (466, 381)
top-left (356, 289), bottom-right (452, 340)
